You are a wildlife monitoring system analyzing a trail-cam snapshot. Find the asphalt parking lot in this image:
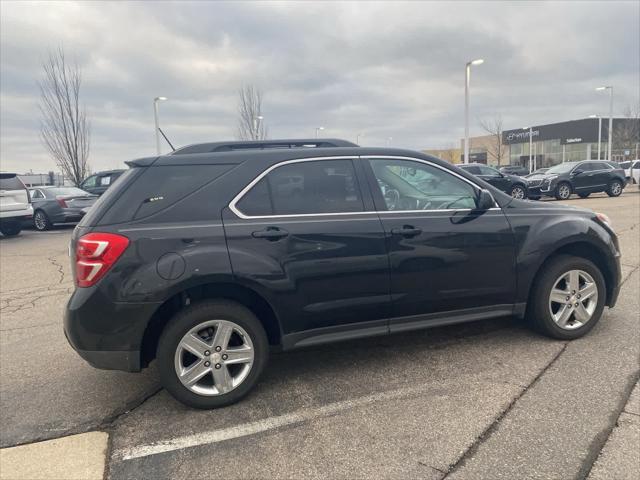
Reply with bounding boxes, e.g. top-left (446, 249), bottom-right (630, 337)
top-left (1, 190), bottom-right (638, 479)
